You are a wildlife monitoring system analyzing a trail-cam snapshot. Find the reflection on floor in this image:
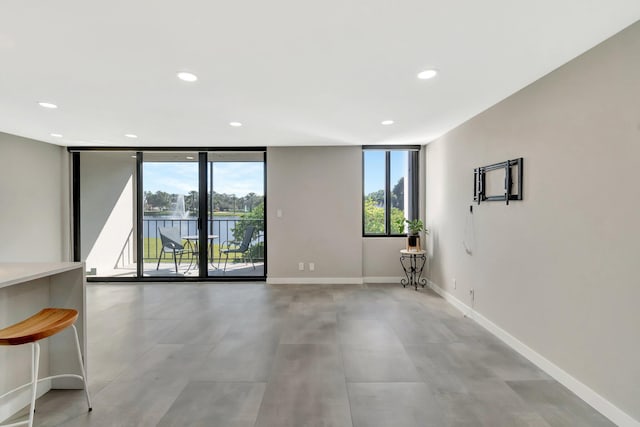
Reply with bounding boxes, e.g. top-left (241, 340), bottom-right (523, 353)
top-left (8, 282), bottom-right (613, 427)
top-left (89, 262), bottom-right (265, 278)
